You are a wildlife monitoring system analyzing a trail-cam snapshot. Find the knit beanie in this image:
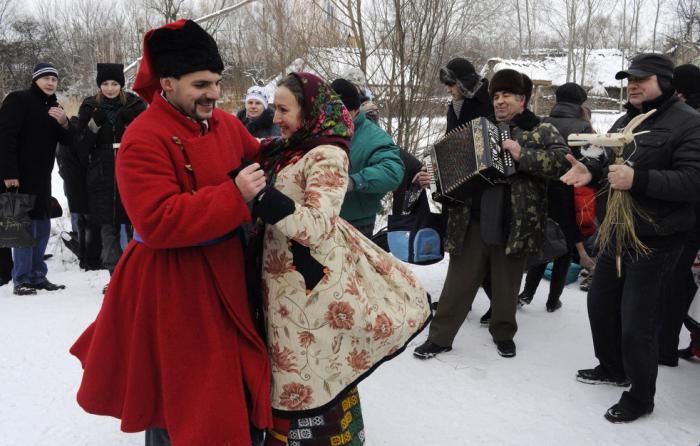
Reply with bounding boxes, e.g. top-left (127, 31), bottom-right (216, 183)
top-left (245, 86), bottom-right (268, 109)
top-left (32, 63), bottom-right (59, 82)
top-left (555, 82), bottom-right (587, 105)
top-left (96, 63), bottom-right (125, 87)
top-left (331, 78), bottom-right (361, 111)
